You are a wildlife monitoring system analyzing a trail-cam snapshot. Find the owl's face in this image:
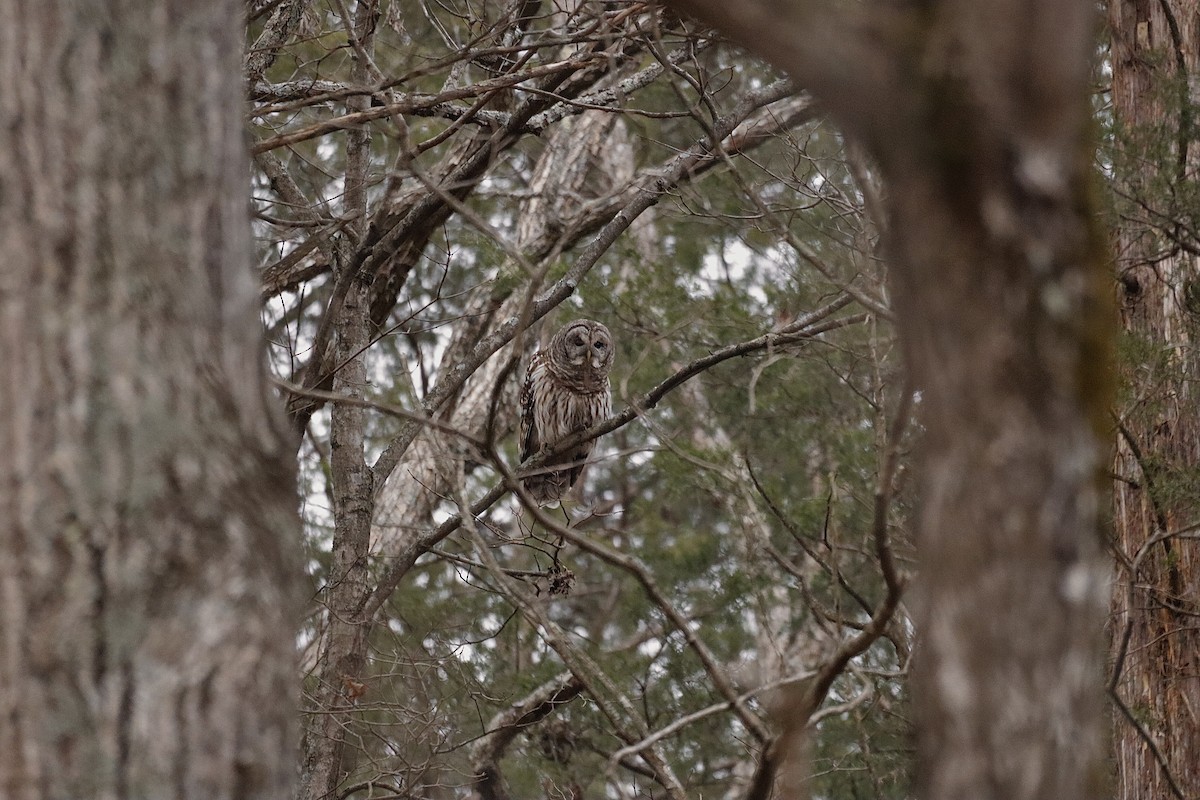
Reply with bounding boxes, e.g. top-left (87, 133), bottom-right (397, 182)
top-left (553, 319), bottom-right (613, 374)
